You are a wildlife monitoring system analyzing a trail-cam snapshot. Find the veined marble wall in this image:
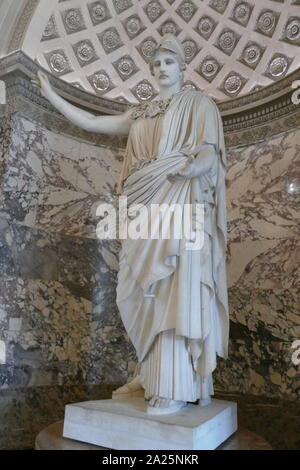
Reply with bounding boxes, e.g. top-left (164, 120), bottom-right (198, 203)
top-left (0, 109), bottom-right (299, 449)
top-left (0, 112), bottom-right (136, 449)
top-left (213, 127), bottom-right (300, 450)
top-left (214, 127), bottom-right (300, 403)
